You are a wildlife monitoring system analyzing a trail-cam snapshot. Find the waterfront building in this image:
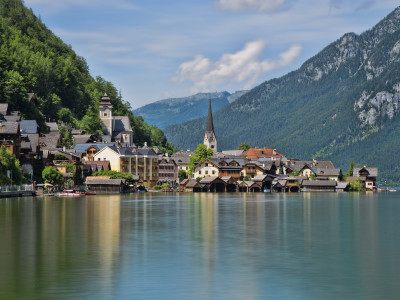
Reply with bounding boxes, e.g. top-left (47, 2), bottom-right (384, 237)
top-left (93, 146), bottom-right (159, 187)
top-left (157, 156), bottom-right (179, 187)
